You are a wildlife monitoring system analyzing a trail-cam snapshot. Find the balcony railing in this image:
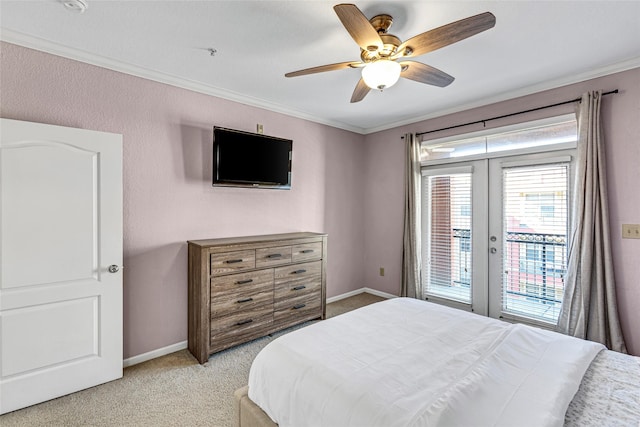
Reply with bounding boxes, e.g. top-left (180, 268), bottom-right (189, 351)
top-left (505, 231), bottom-right (565, 307)
top-left (451, 229), bottom-right (566, 312)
